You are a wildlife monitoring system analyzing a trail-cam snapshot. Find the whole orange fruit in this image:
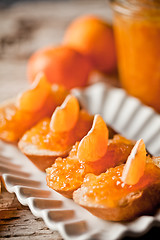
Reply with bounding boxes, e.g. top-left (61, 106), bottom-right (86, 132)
top-left (27, 46), bottom-right (93, 89)
top-left (63, 15), bottom-right (117, 73)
